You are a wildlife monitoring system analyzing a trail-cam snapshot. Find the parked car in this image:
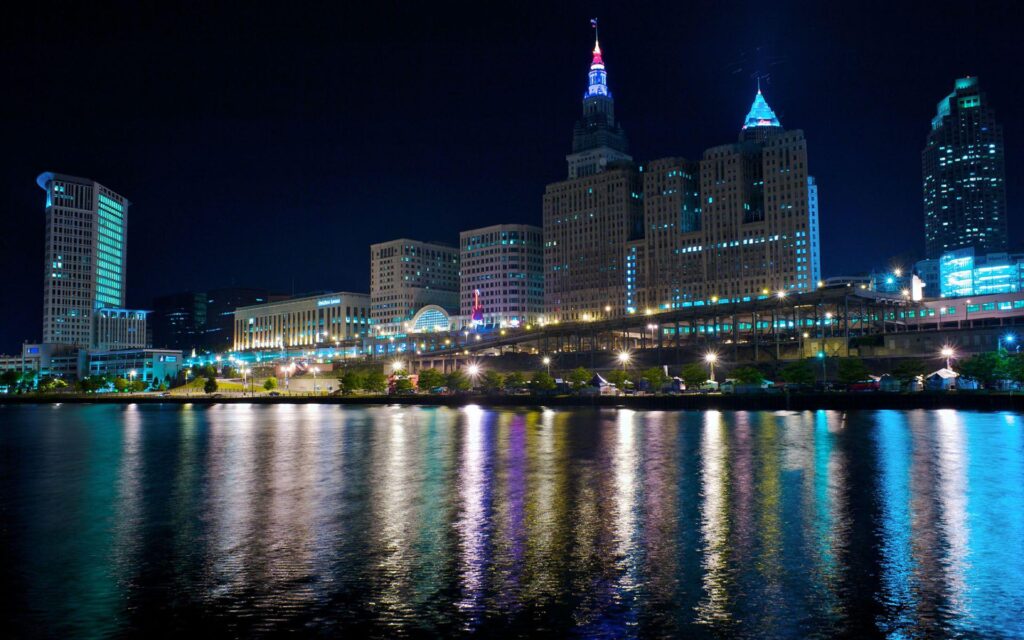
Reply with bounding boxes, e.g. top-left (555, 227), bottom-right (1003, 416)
top-left (269, 391), bottom-right (281, 397)
top-left (848, 379), bottom-right (880, 392)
